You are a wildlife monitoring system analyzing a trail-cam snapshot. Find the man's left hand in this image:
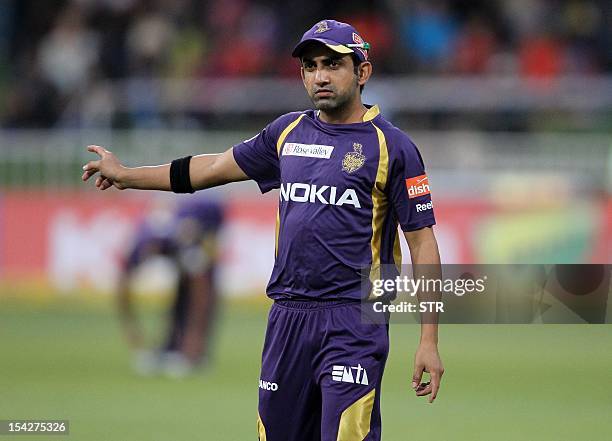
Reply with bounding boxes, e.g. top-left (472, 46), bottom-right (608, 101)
top-left (412, 341), bottom-right (444, 403)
